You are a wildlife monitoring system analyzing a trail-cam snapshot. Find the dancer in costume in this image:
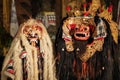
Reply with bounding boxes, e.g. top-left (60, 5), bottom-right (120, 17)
top-left (1, 19), bottom-right (56, 80)
top-left (55, 0), bottom-right (119, 80)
